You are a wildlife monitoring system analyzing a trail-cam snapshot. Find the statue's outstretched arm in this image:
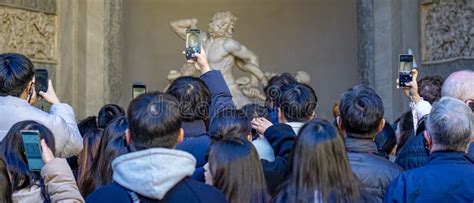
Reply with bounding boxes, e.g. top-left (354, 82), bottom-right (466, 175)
top-left (170, 18), bottom-right (198, 40)
top-left (224, 39), bottom-right (266, 83)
